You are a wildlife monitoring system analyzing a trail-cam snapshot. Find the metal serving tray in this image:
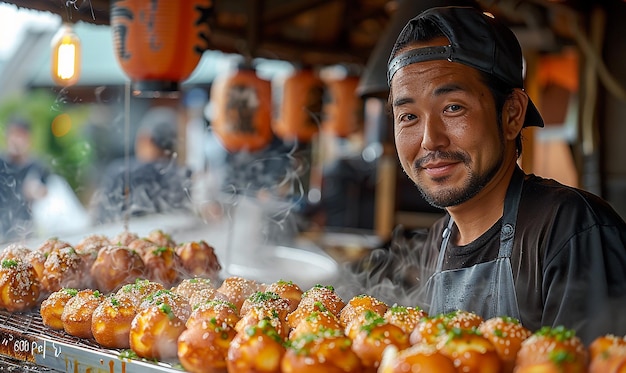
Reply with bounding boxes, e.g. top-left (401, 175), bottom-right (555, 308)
top-left (0, 309), bottom-right (181, 373)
